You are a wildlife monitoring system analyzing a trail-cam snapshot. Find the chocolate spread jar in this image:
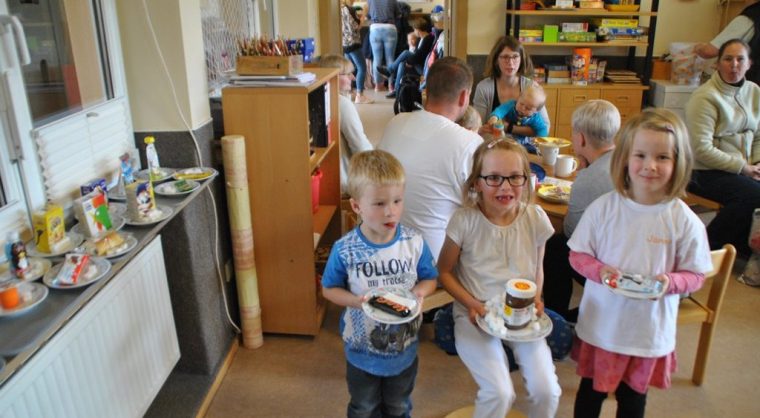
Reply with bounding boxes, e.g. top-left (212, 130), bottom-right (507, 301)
top-left (503, 279), bottom-right (537, 330)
